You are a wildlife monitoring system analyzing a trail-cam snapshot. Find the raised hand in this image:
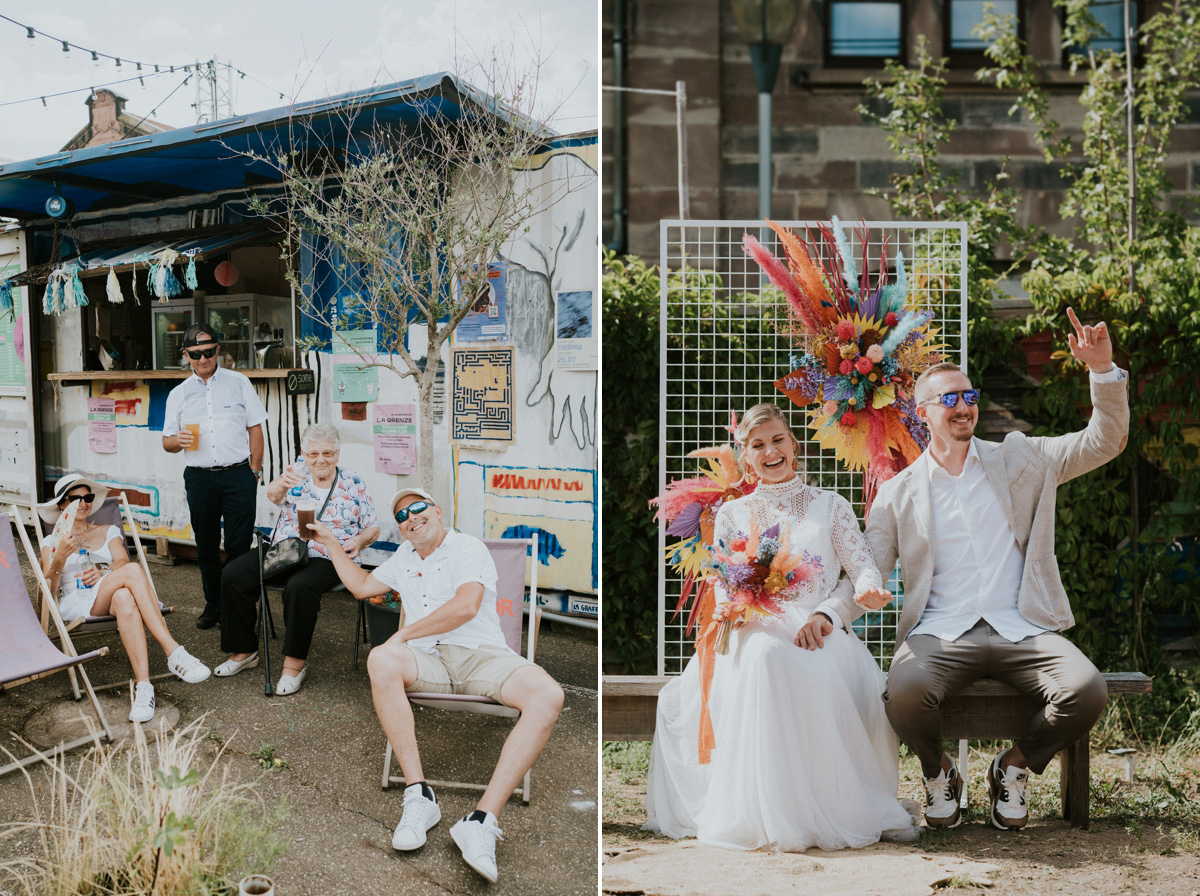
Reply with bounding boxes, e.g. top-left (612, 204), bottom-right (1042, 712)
top-left (1066, 306), bottom-right (1113, 373)
top-left (853, 586), bottom-right (895, 610)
